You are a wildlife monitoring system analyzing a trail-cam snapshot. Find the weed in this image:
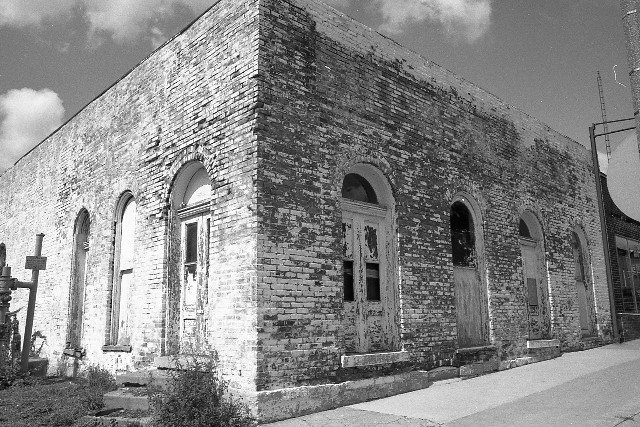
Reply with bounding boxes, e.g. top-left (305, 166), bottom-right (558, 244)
top-left (149, 352), bottom-right (254, 427)
top-left (81, 365), bottom-right (117, 410)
